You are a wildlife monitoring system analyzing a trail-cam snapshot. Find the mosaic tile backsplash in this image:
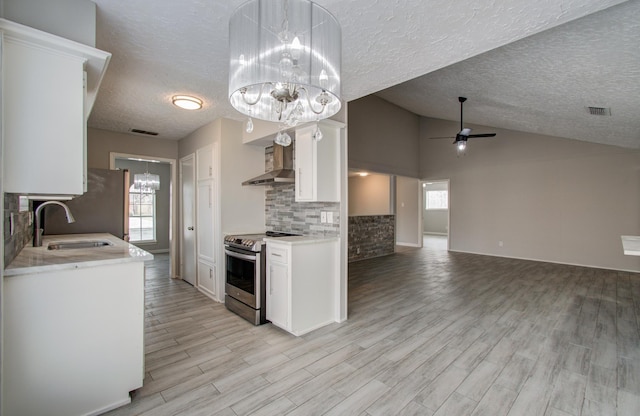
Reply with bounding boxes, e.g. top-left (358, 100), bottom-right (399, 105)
top-left (4, 193), bottom-right (32, 267)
